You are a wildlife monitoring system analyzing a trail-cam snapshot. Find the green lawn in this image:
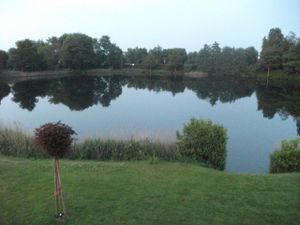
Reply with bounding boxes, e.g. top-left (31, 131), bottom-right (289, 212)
top-left (0, 155), bottom-right (299, 225)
